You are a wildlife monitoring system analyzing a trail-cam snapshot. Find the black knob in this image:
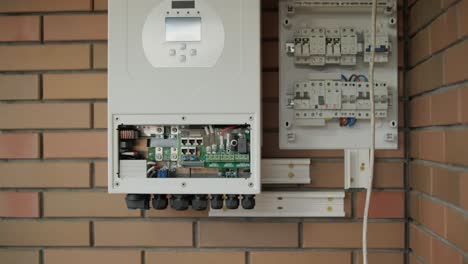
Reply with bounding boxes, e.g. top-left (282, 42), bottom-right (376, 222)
top-left (225, 194), bottom-right (239, 209)
top-left (210, 194), bottom-right (224, 209)
top-left (241, 195), bottom-right (256, 210)
top-left (170, 195), bottom-right (190, 211)
top-left (125, 194), bottom-right (150, 210)
top-left (191, 195), bottom-right (208, 211)
top-left (152, 194), bottom-right (168, 210)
